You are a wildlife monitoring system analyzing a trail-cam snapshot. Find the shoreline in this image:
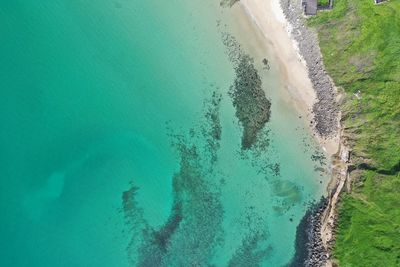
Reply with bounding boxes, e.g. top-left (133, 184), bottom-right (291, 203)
top-left (238, 0), bottom-right (340, 156)
top-left (236, 0), bottom-right (348, 266)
